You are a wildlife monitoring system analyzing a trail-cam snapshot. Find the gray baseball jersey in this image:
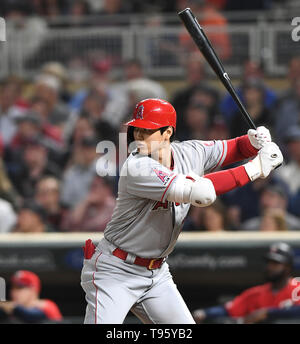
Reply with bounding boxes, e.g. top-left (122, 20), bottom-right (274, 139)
top-left (103, 139), bottom-right (226, 258)
top-left (82, 138), bottom-right (227, 324)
